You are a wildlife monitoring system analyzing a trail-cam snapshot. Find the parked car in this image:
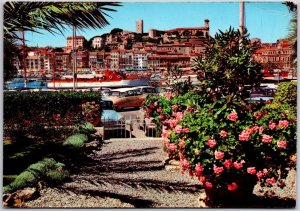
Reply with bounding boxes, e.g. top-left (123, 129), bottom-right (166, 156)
top-left (99, 97), bottom-right (124, 129)
top-left (134, 86), bottom-right (159, 95)
top-left (106, 87), bottom-right (146, 111)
